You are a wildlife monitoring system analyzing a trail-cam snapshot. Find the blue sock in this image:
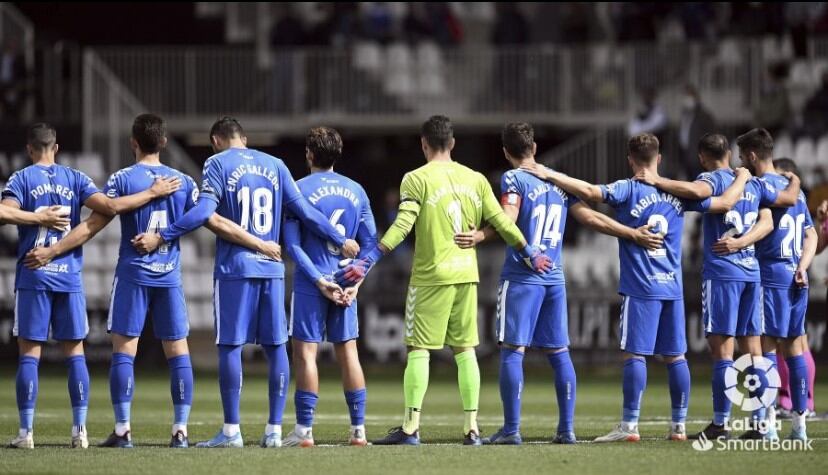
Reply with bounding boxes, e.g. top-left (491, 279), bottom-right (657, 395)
top-left (295, 390), bottom-right (318, 427)
top-left (786, 355), bottom-right (808, 413)
top-left (168, 354), bottom-right (193, 426)
top-left (66, 355), bottom-right (89, 428)
top-left (622, 358), bottom-right (646, 423)
top-left (547, 349), bottom-right (576, 434)
top-left (262, 344), bottom-right (289, 425)
top-left (499, 348), bottom-right (524, 434)
top-left (345, 389), bottom-right (367, 426)
top-left (218, 345), bottom-right (243, 424)
top-left (110, 353), bottom-right (135, 424)
top-left (712, 359), bottom-right (733, 426)
top-left (16, 356), bottom-right (39, 432)
top-left (667, 359), bottom-right (690, 423)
